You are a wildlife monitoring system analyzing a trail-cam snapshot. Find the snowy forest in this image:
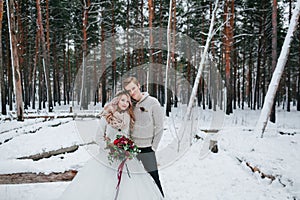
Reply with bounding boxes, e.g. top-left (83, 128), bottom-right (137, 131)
top-left (0, 0), bottom-right (299, 120)
top-left (1, 0), bottom-right (300, 199)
